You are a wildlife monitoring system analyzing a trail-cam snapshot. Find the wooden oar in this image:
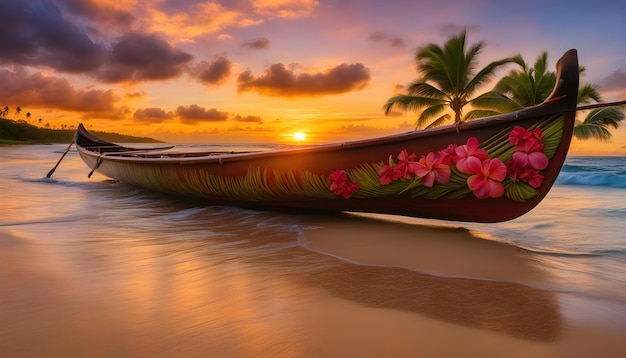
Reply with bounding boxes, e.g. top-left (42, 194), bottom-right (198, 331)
top-left (46, 140), bottom-right (74, 178)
